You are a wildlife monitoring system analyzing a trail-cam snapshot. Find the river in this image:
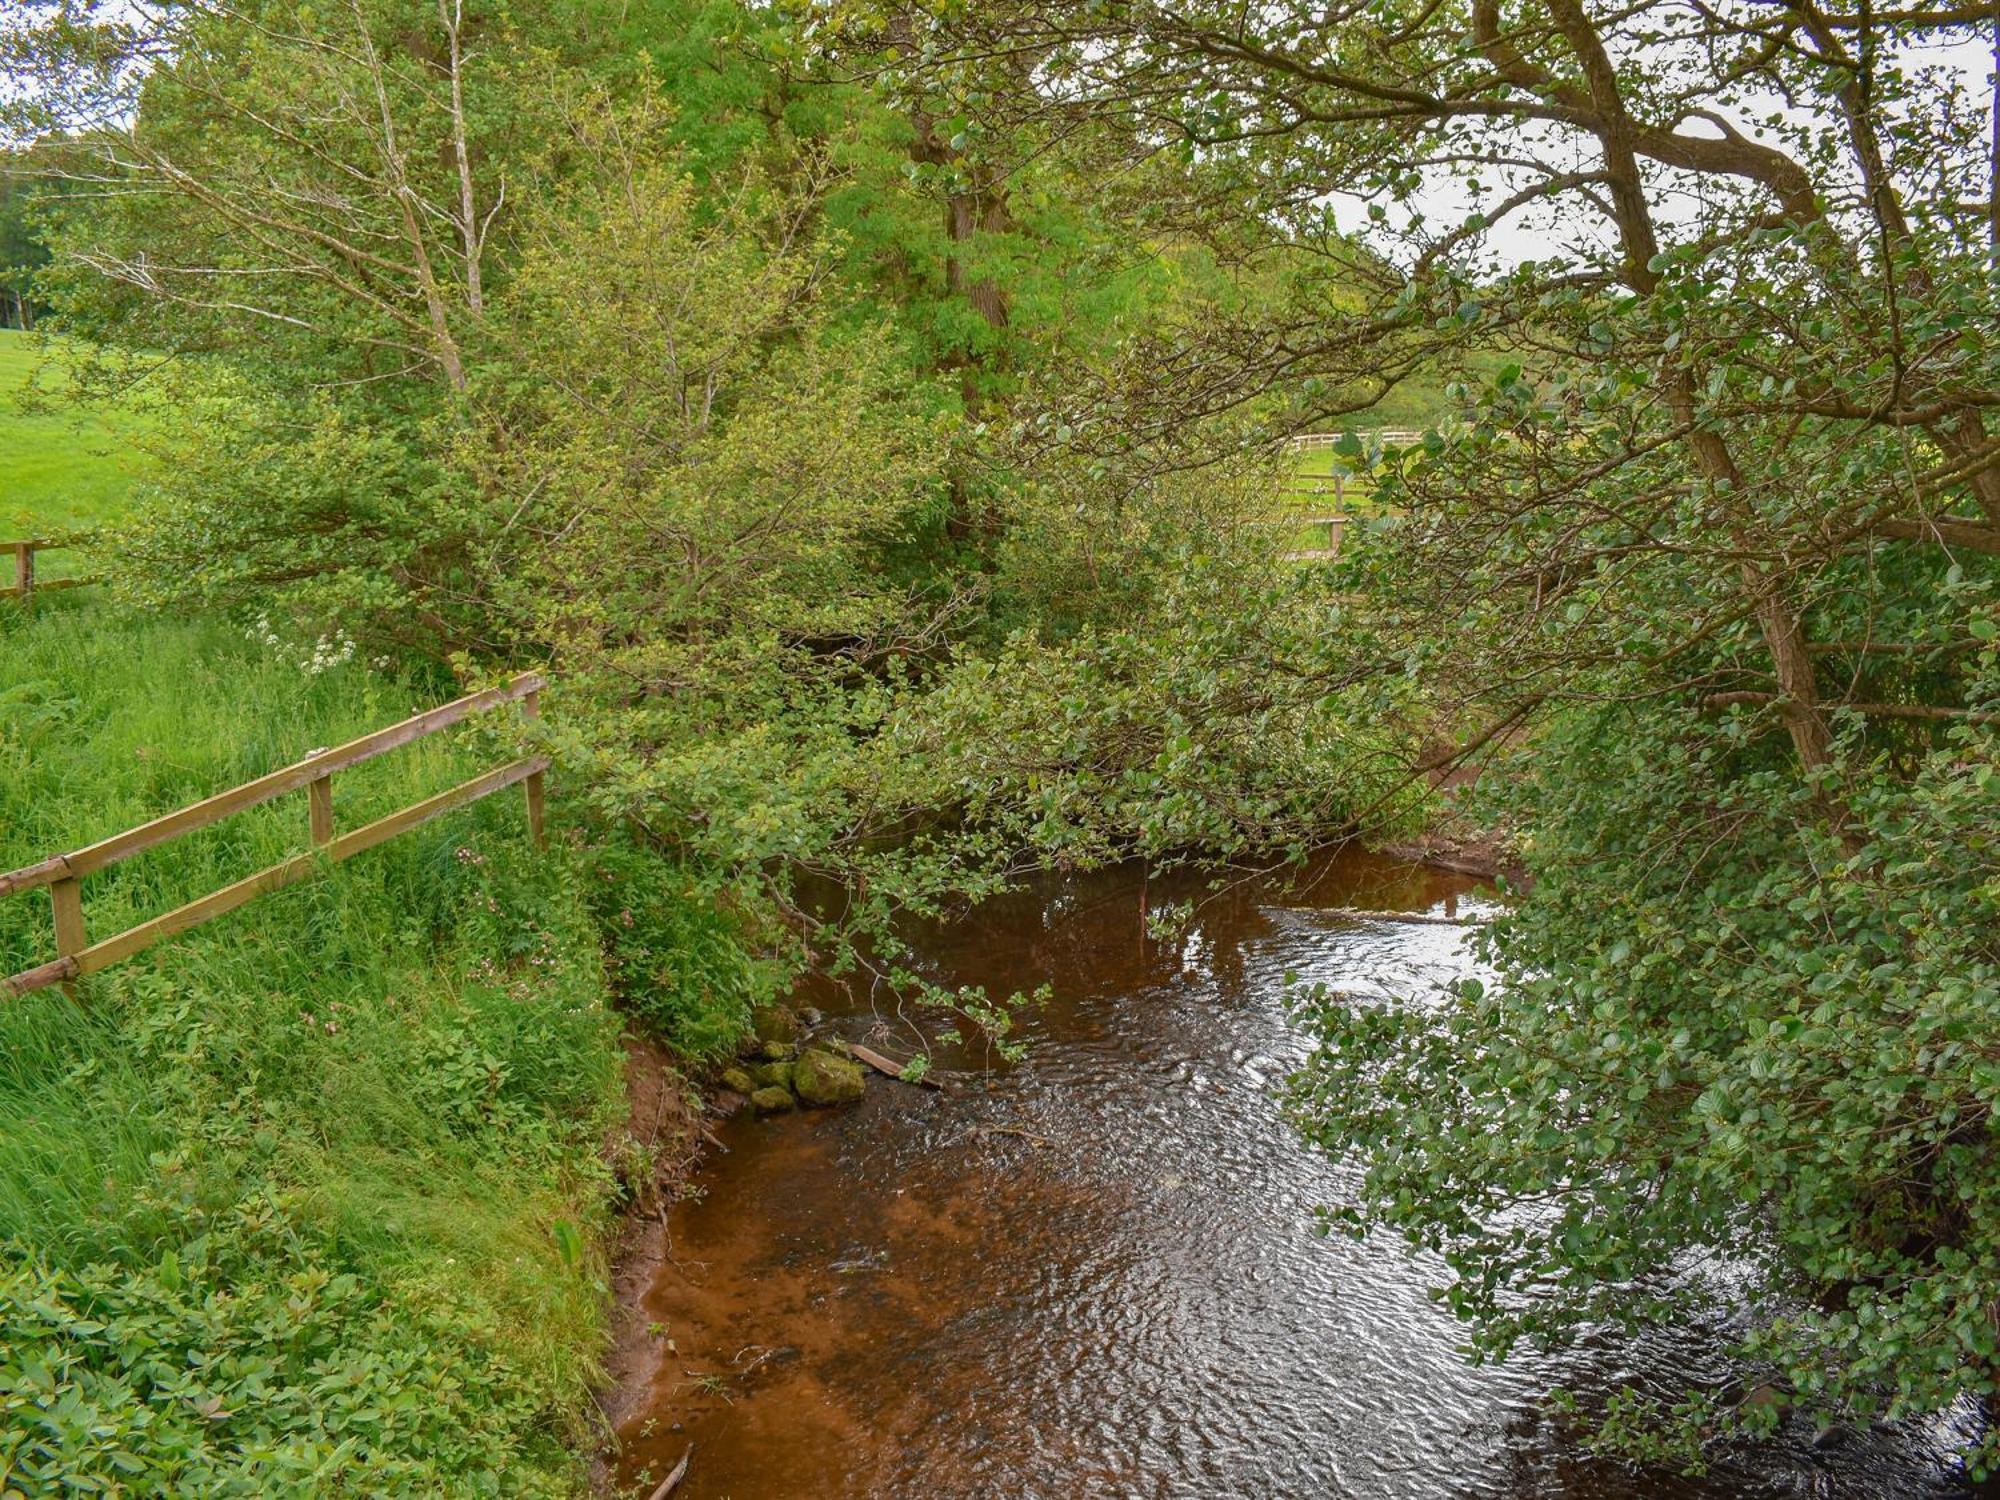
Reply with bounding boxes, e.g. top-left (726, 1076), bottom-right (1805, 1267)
top-left (613, 851), bottom-right (1997, 1499)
